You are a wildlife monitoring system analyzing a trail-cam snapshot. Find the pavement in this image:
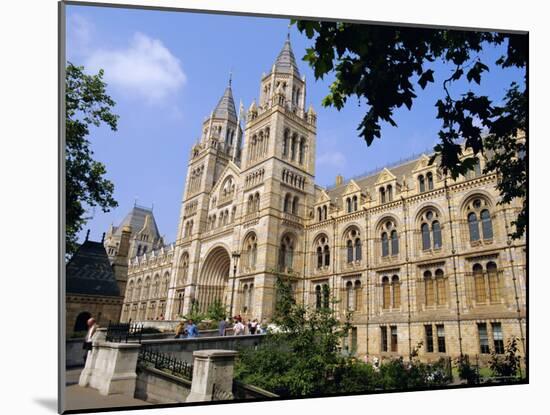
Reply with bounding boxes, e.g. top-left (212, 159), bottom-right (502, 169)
top-left (63, 368), bottom-right (151, 412)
